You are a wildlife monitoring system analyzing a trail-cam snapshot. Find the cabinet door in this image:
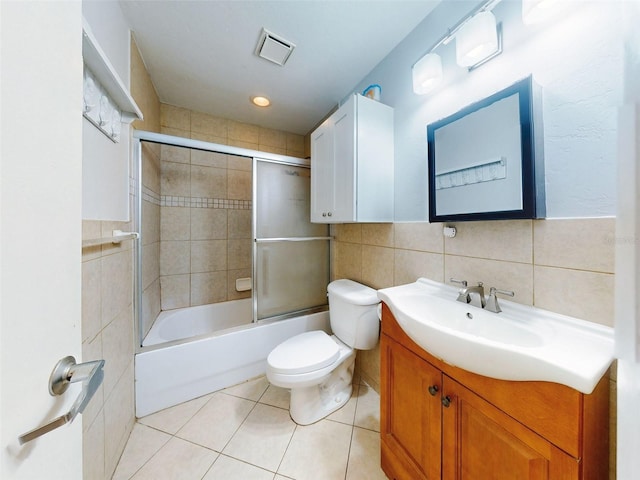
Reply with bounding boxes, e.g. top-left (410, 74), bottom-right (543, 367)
top-left (332, 97), bottom-right (356, 222)
top-left (441, 377), bottom-right (578, 480)
top-left (310, 119), bottom-right (334, 222)
top-left (381, 335), bottom-right (442, 480)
